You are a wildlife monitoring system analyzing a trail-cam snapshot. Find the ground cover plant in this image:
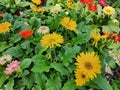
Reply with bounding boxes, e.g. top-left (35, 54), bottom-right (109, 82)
top-left (0, 0), bottom-right (120, 90)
